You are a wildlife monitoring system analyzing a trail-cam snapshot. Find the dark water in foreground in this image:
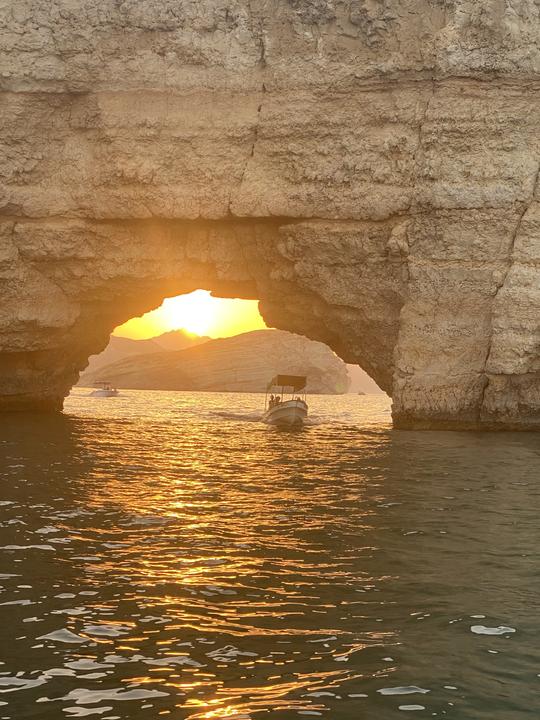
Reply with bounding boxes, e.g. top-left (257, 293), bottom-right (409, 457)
top-left (0, 391), bottom-right (539, 719)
